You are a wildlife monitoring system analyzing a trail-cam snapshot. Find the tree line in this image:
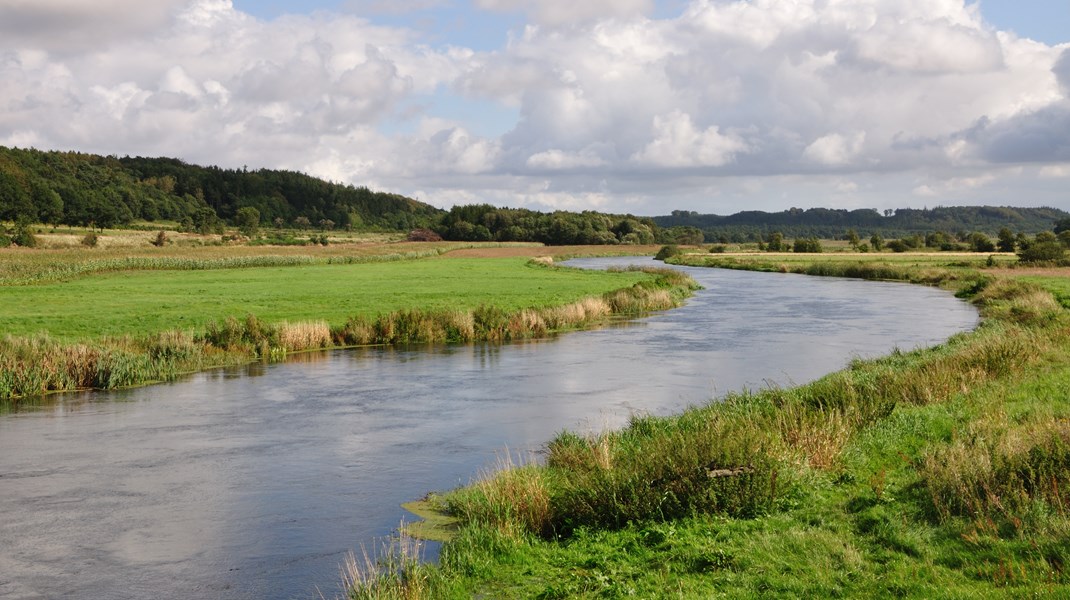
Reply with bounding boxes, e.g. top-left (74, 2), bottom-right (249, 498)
top-left (0, 146), bottom-right (440, 232)
top-left (656, 206), bottom-right (1069, 242)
